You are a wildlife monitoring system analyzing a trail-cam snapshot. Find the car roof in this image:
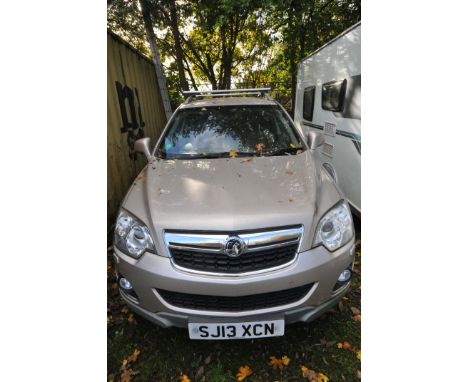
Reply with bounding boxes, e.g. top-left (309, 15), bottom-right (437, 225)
top-left (179, 96), bottom-right (278, 109)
